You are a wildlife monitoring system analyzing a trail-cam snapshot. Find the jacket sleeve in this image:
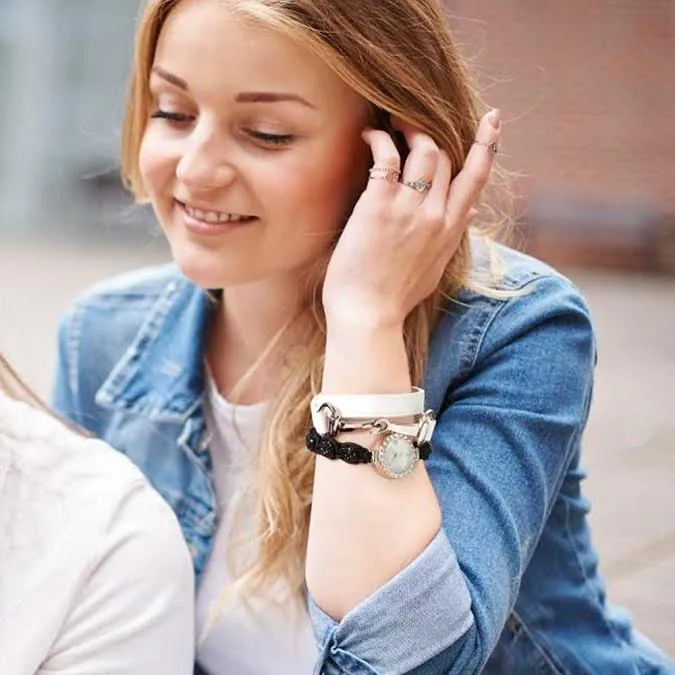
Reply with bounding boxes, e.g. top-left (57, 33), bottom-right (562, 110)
top-left (310, 275), bottom-right (596, 675)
